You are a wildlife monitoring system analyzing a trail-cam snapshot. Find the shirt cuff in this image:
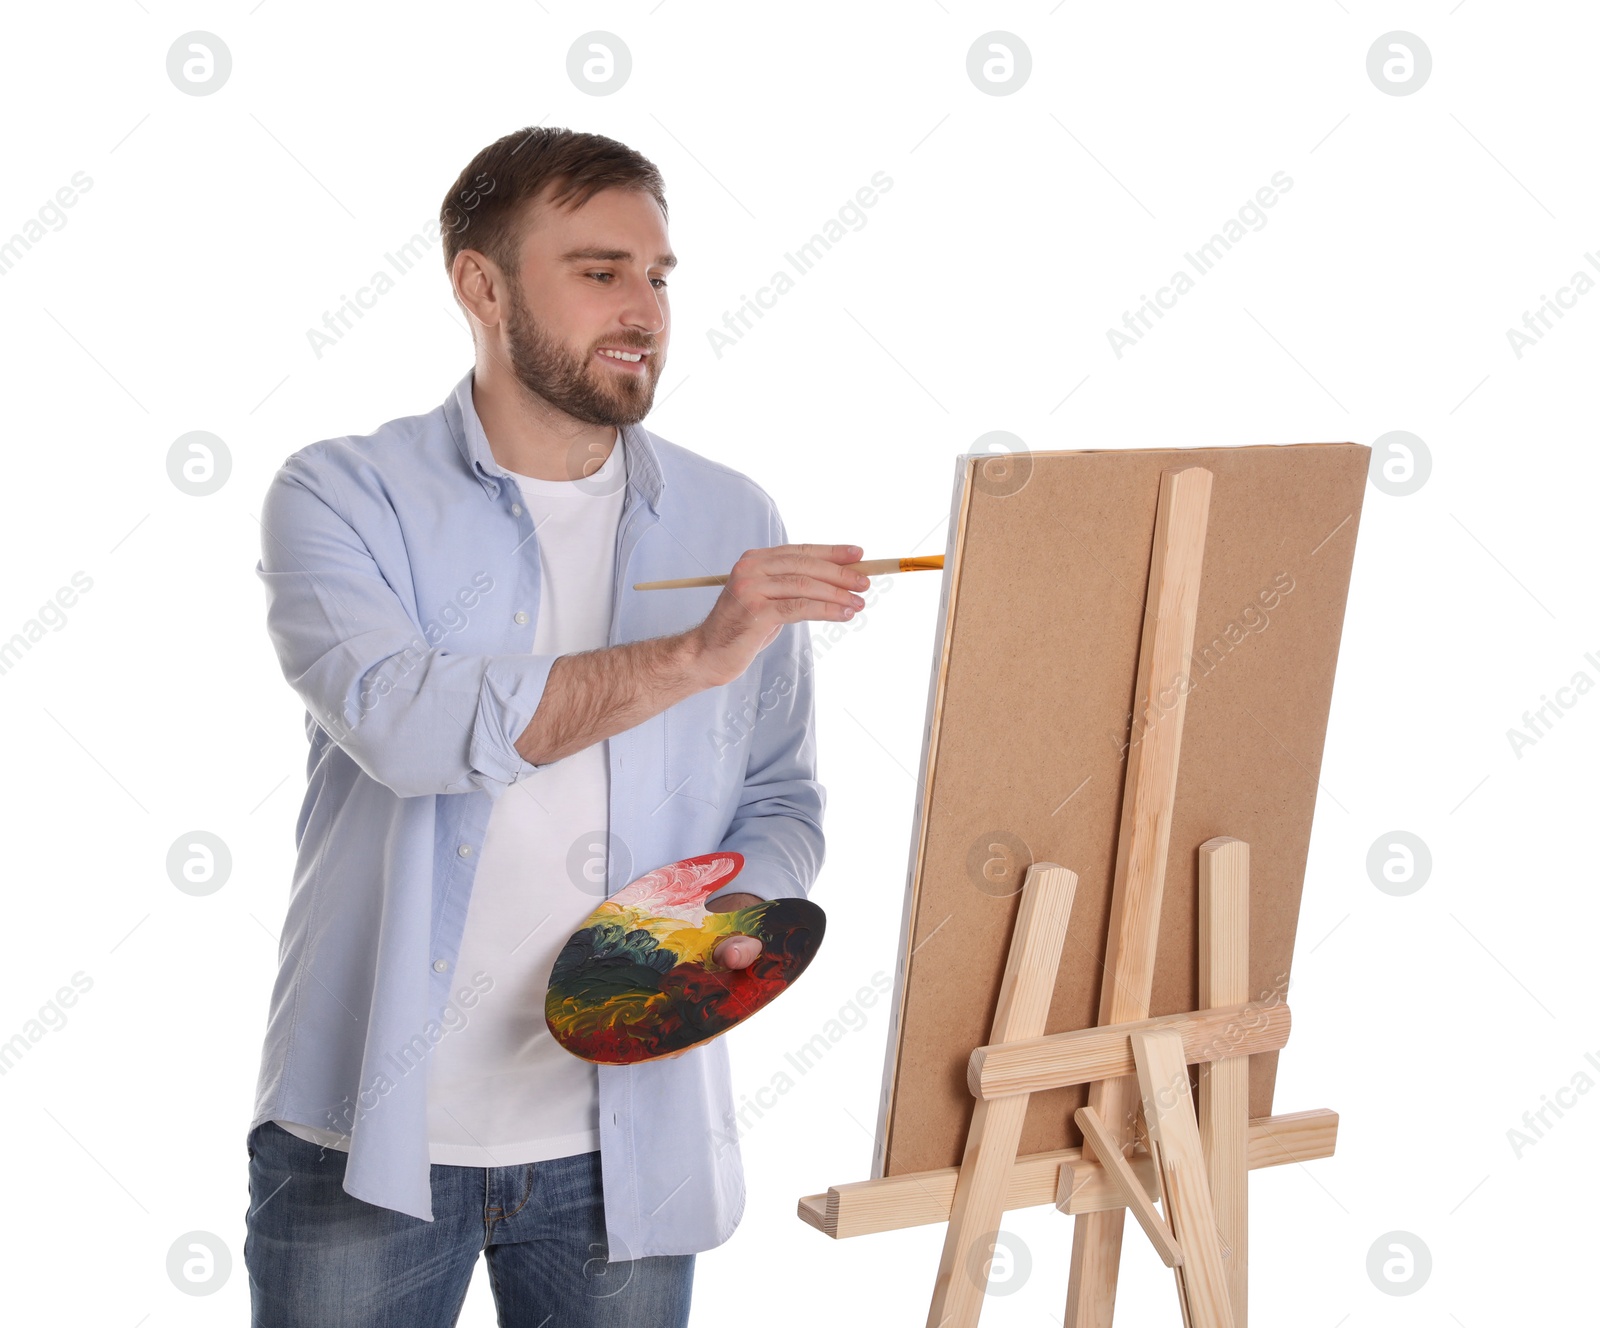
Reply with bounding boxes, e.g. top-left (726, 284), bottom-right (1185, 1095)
top-left (468, 651), bottom-right (561, 787)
